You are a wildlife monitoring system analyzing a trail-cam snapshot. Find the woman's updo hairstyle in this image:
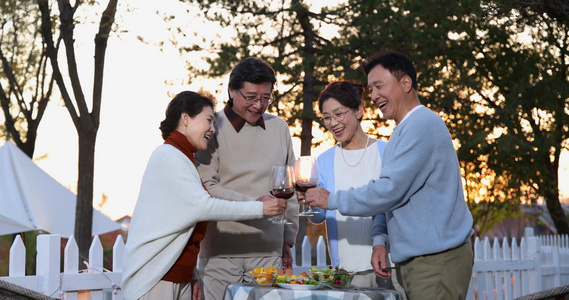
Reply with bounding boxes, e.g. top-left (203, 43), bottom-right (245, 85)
top-left (159, 90), bottom-right (216, 140)
top-left (317, 80), bottom-right (365, 122)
